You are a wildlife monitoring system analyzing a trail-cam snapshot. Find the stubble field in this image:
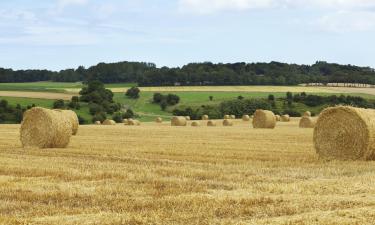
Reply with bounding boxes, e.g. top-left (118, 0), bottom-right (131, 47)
top-left (1, 119), bottom-right (375, 224)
